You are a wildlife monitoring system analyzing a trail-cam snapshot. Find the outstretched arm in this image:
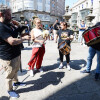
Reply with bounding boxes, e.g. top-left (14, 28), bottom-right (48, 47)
top-left (55, 35), bottom-right (58, 43)
top-left (5, 35), bottom-right (30, 46)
